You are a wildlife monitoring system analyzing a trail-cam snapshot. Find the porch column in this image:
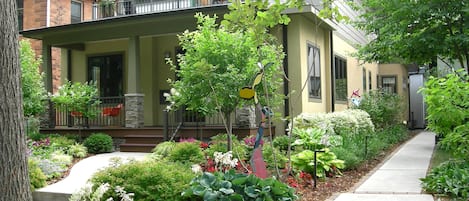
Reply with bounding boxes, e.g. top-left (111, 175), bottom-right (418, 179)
top-left (125, 36), bottom-right (144, 128)
top-left (41, 43), bottom-right (55, 128)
